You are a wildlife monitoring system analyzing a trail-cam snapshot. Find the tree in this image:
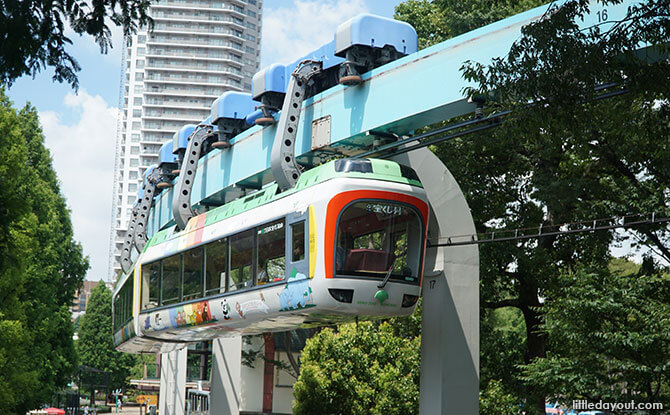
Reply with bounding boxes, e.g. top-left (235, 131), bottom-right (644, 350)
top-left (0, 88), bottom-right (88, 414)
top-left (128, 353), bottom-right (156, 380)
top-left (461, 0), bottom-right (670, 263)
top-left (395, 0), bottom-right (669, 413)
top-left (434, 0), bottom-right (546, 37)
top-left (480, 307), bottom-right (526, 404)
top-left (457, 2), bottom-right (669, 408)
top-left (77, 282), bottom-right (136, 392)
top-left (395, 0), bottom-right (545, 45)
top-left (523, 261), bottom-right (669, 412)
top-left (0, 0), bottom-right (152, 89)
top-left (480, 379), bottom-right (524, 415)
top-left (293, 321), bottom-right (421, 415)
top-left (394, 1), bottom-right (449, 49)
